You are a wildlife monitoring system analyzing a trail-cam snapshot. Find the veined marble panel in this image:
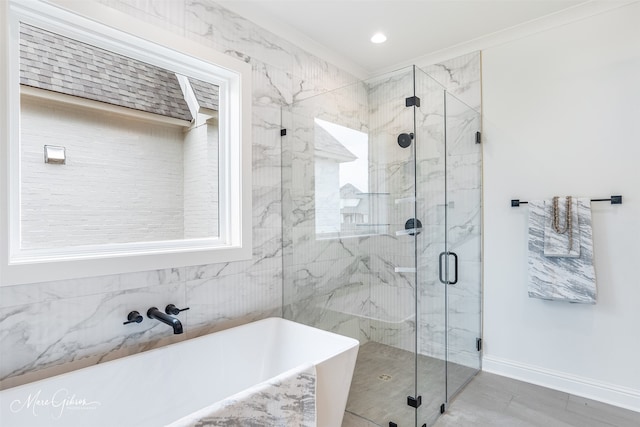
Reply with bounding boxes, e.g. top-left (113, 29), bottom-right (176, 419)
top-left (251, 60), bottom-right (294, 106)
top-left (185, 227), bottom-right (283, 282)
top-left (252, 146), bottom-right (282, 189)
top-left (283, 282), bottom-right (368, 343)
top-left (184, 0), bottom-right (294, 71)
top-left (252, 185), bottom-right (282, 229)
top-left (0, 281), bottom-right (186, 383)
top-left (286, 79), bottom-right (369, 131)
top-left (291, 52), bottom-right (359, 103)
top-left (283, 256), bottom-right (364, 304)
top-left (286, 228), bottom-right (362, 266)
top-left (184, 268), bottom-right (282, 335)
top-left (368, 283), bottom-right (415, 324)
top-left (0, 267), bottom-right (183, 309)
top-left (420, 51), bottom-right (482, 112)
top-left (368, 317), bottom-right (416, 353)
